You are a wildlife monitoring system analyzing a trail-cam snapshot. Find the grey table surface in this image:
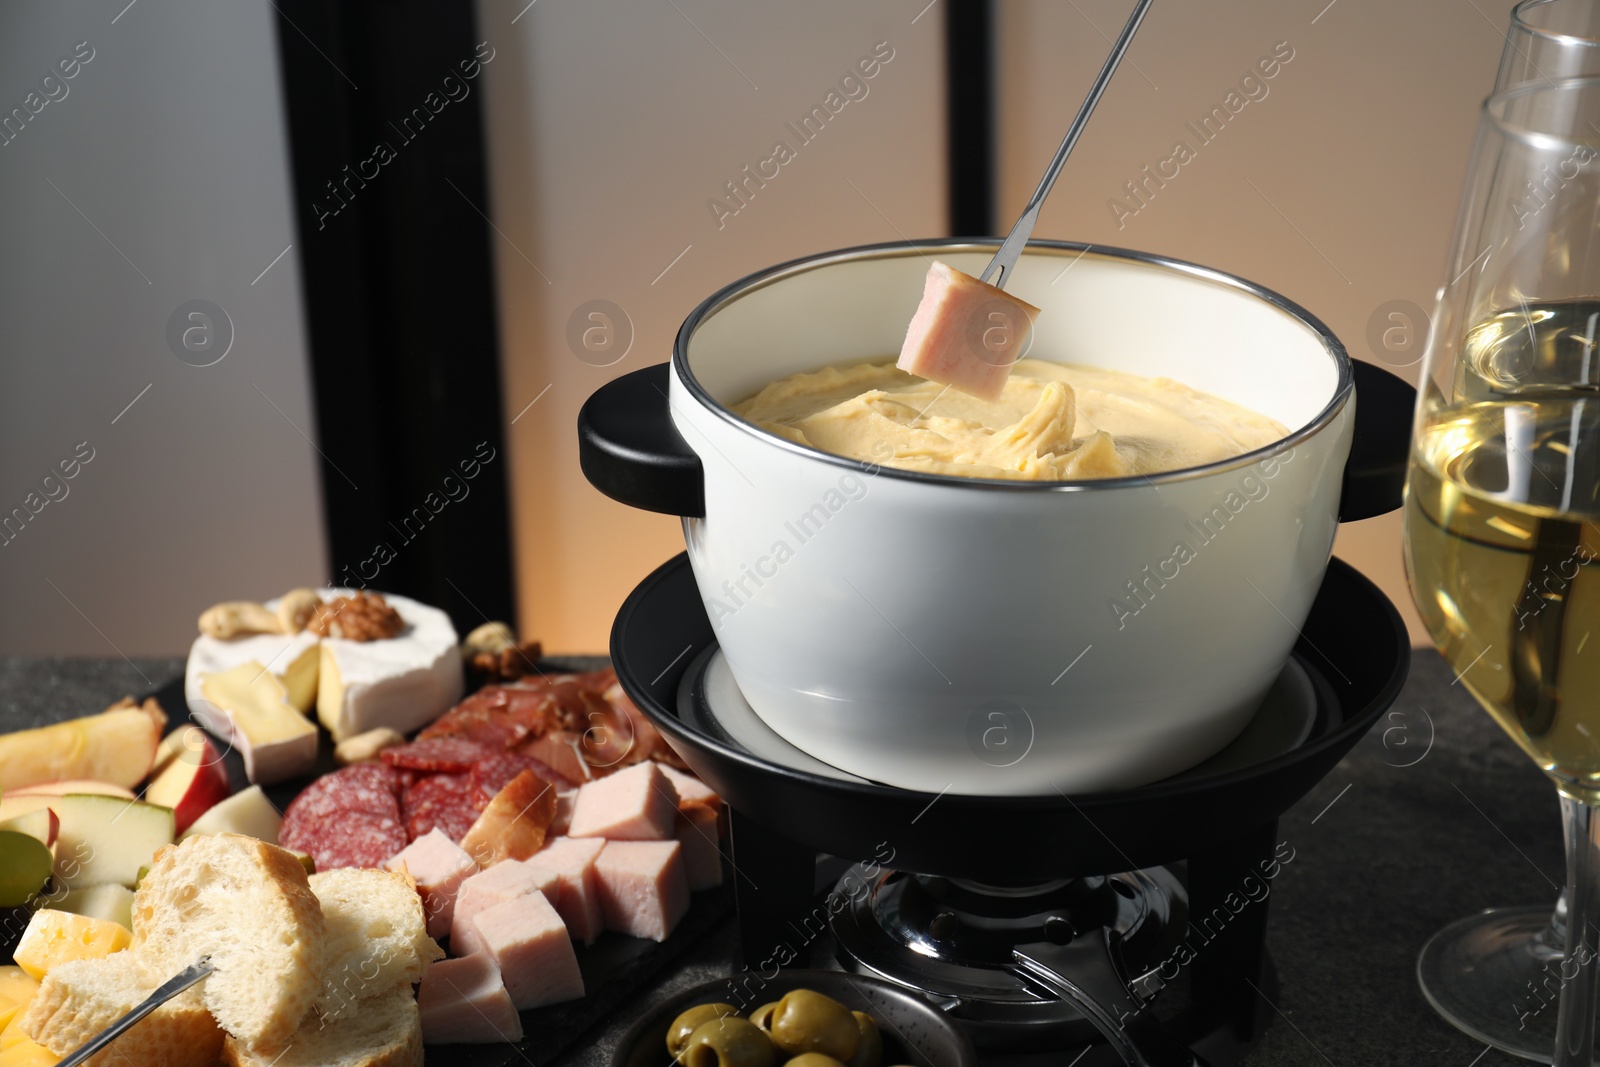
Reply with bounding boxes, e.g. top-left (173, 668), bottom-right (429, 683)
top-left (0, 650), bottom-right (1565, 1066)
